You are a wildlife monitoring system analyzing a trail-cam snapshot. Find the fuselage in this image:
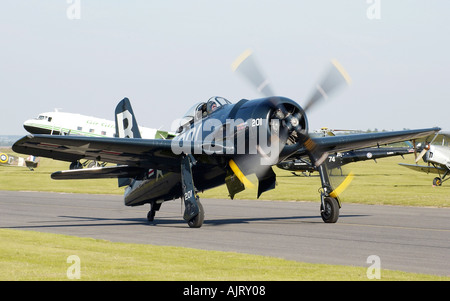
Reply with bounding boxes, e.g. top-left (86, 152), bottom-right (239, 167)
top-left (123, 164), bottom-right (228, 206)
top-left (425, 145), bottom-right (450, 168)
